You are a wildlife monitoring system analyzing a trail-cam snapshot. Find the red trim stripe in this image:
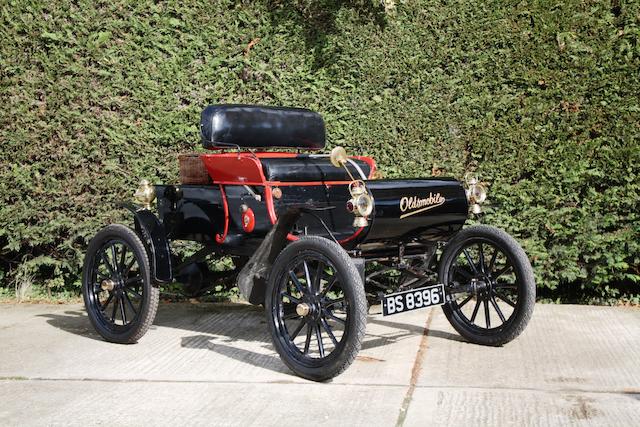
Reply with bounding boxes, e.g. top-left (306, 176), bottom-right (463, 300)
top-left (215, 184), bottom-right (229, 244)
